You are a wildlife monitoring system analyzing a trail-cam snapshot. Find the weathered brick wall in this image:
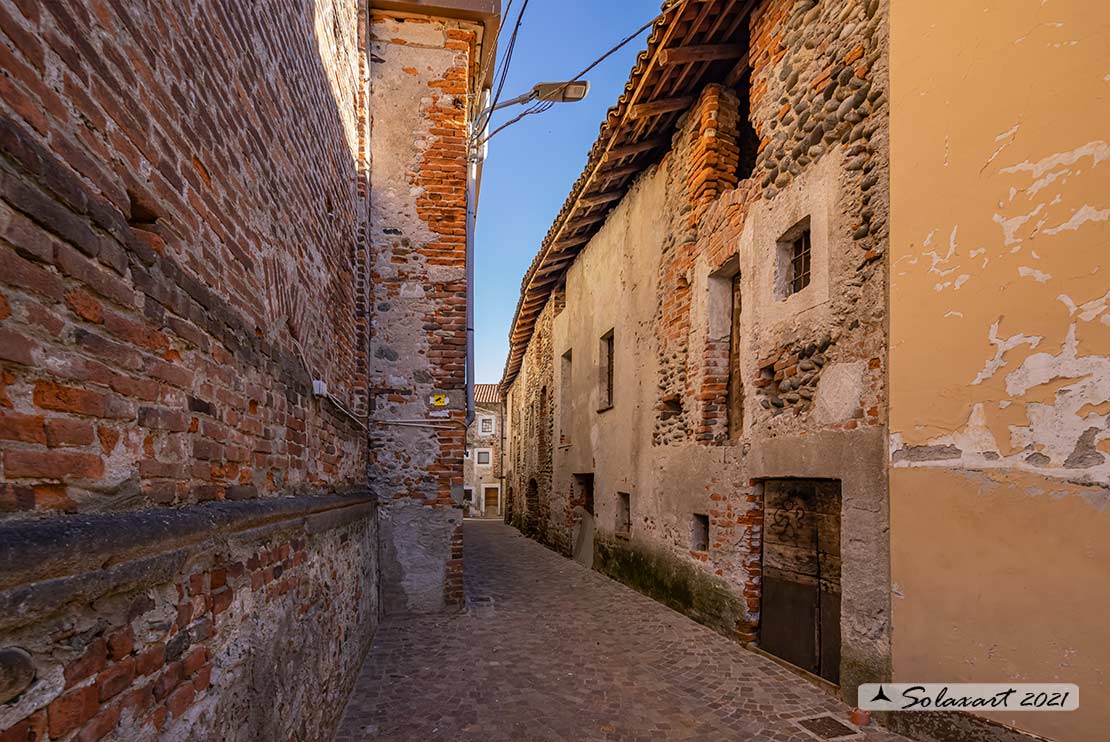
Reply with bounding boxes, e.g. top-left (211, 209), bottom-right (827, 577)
top-left (0, 0), bottom-right (381, 738)
top-left (366, 12), bottom-right (478, 613)
top-left (0, 0), bottom-right (368, 513)
top-left (0, 497), bottom-right (377, 741)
